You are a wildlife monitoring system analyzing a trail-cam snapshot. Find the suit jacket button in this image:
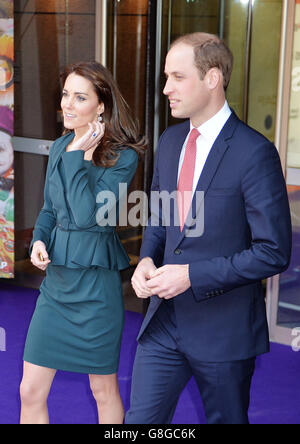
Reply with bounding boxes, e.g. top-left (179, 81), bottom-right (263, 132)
top-left (174, 249), bottom-right (182, 255)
